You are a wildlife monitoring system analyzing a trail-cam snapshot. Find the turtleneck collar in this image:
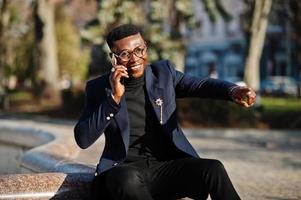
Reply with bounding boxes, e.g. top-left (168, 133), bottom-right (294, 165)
top-left (124, 73), bottom-right (145, 91)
